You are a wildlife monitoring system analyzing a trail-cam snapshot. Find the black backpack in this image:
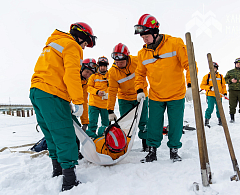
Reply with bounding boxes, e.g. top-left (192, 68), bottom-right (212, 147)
top-left (207, 73), bottom-right (222, 85)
